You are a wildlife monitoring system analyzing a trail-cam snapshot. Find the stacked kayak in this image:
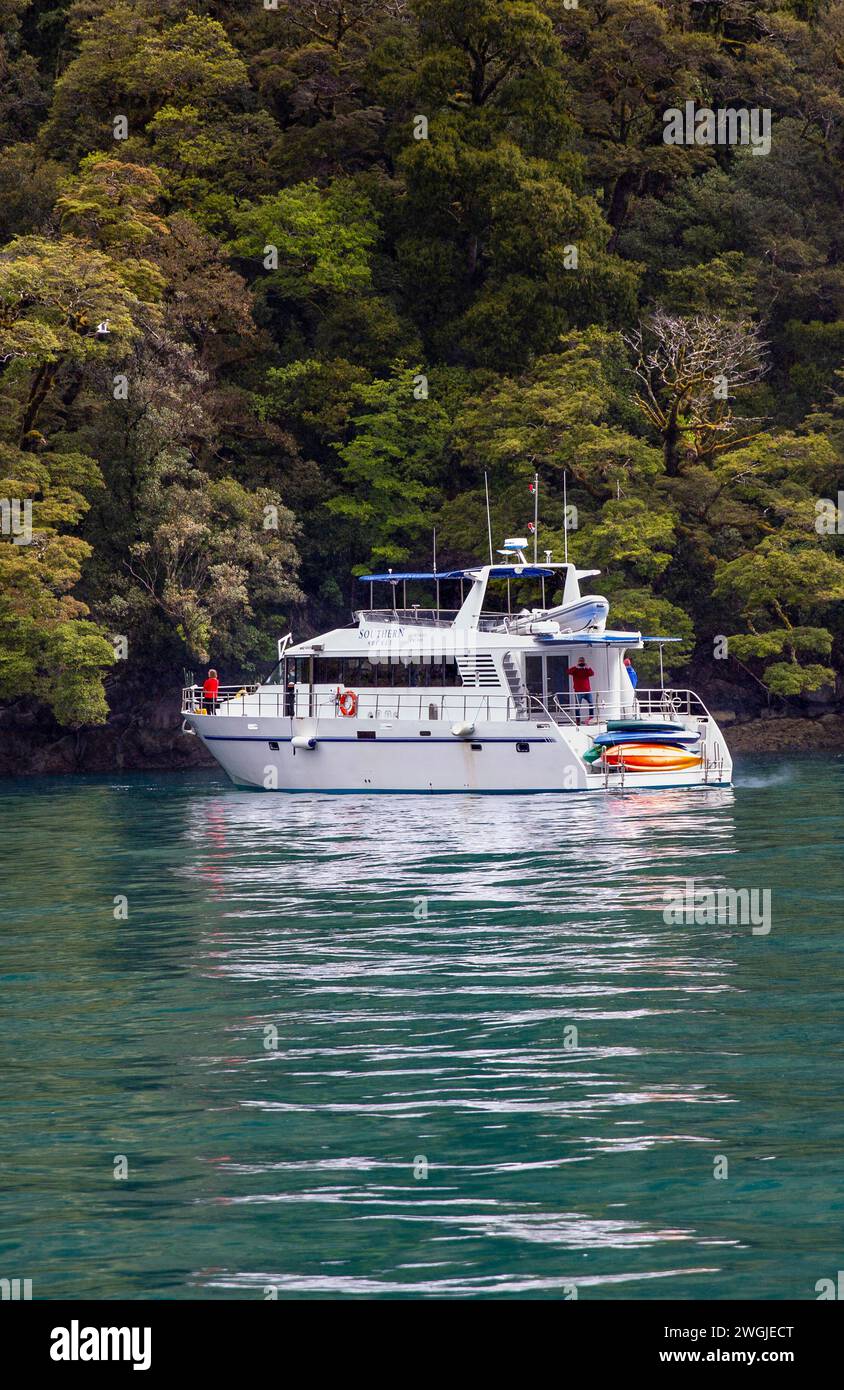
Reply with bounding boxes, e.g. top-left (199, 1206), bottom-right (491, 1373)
top-left (583, 721), bottom-right (702, 770)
